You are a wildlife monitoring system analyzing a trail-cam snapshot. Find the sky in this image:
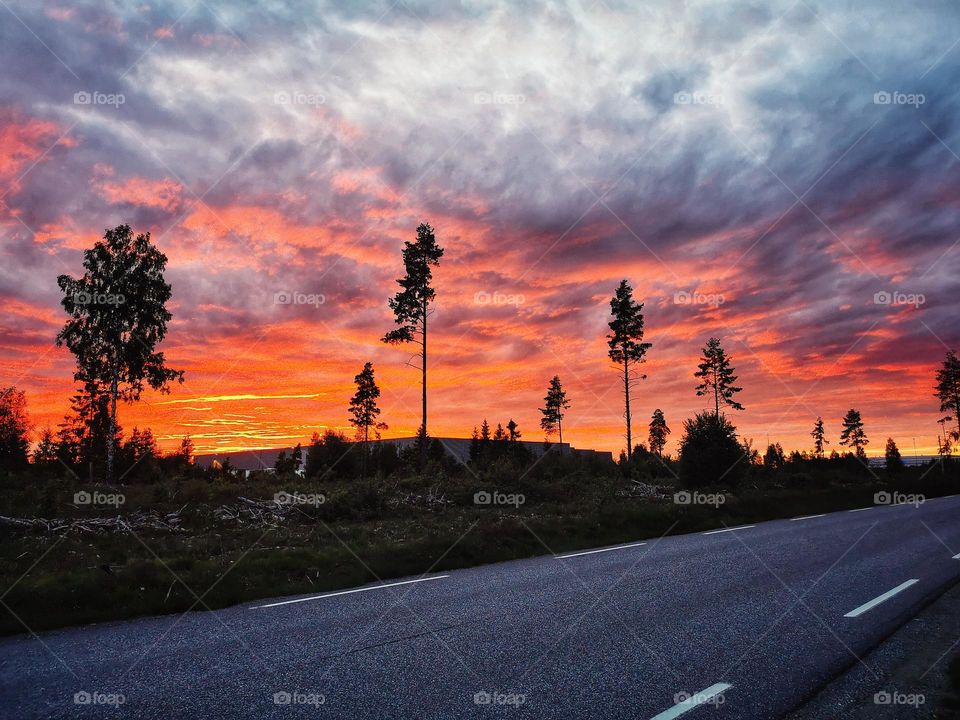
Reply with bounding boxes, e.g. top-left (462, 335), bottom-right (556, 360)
top-left (1, 0), bottom-right (959, 458)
